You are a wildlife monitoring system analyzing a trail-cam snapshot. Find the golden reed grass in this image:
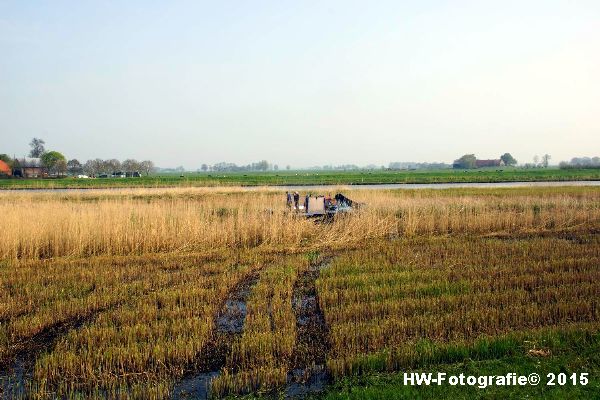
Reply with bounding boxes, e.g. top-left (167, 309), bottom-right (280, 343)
top-left (1, 186), bottom-right (598, 261)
